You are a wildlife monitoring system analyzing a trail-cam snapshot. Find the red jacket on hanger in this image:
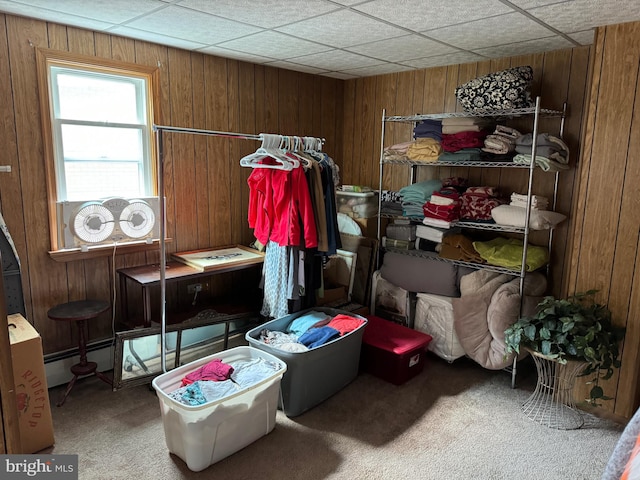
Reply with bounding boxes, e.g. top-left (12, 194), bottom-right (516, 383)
top-left (247, 164), bottom-right (318, 248)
